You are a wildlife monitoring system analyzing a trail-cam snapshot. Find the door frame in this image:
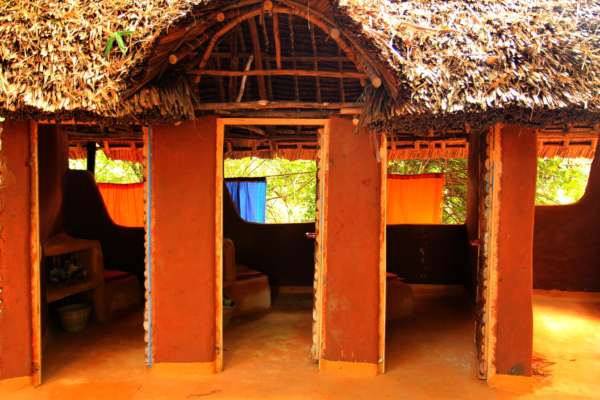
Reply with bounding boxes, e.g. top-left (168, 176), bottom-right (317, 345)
top-left (215, 118), bottom-right (330, 371)
top-left (30, 121), bottom-right (42, 386)
top-left (30, 122), bottom-right (152, 383)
